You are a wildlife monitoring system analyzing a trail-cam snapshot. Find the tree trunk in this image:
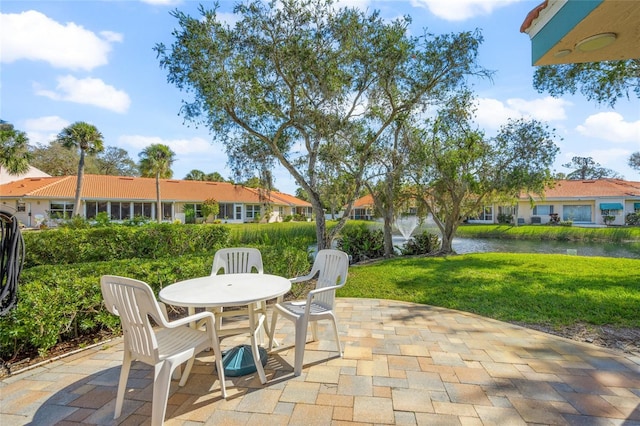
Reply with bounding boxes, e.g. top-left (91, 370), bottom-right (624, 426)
top-left (382, 208), bottom-right (394, 257)
top-left (73, 151), bottom-right (85, 217)
top-left (313, 197), bottom-right (329, 251)
top-left (439, 218), bottom-right (458, 254)
top-left (156, 173), bottom-right (162, 223)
